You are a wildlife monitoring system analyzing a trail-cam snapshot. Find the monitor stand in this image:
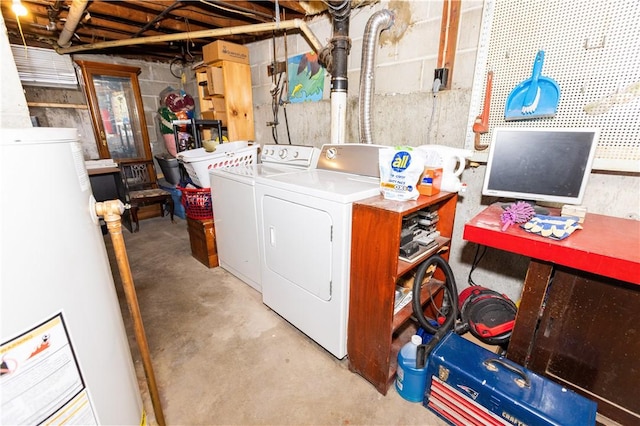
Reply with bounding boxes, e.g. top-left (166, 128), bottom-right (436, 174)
top-left (499, 200), bottom-right (550, 215)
